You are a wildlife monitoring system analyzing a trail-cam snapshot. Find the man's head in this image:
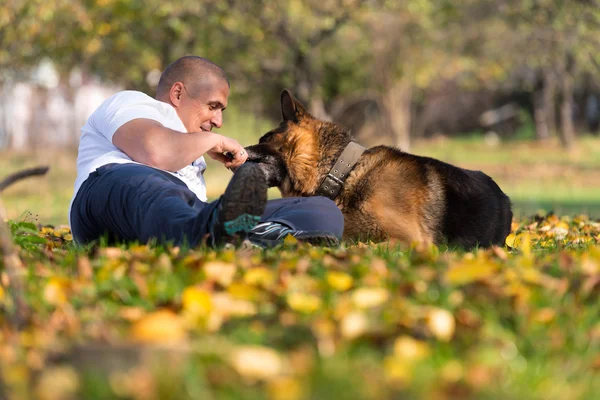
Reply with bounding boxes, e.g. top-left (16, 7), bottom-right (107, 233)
top-left (156, 56), bottom-right (230, 132)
